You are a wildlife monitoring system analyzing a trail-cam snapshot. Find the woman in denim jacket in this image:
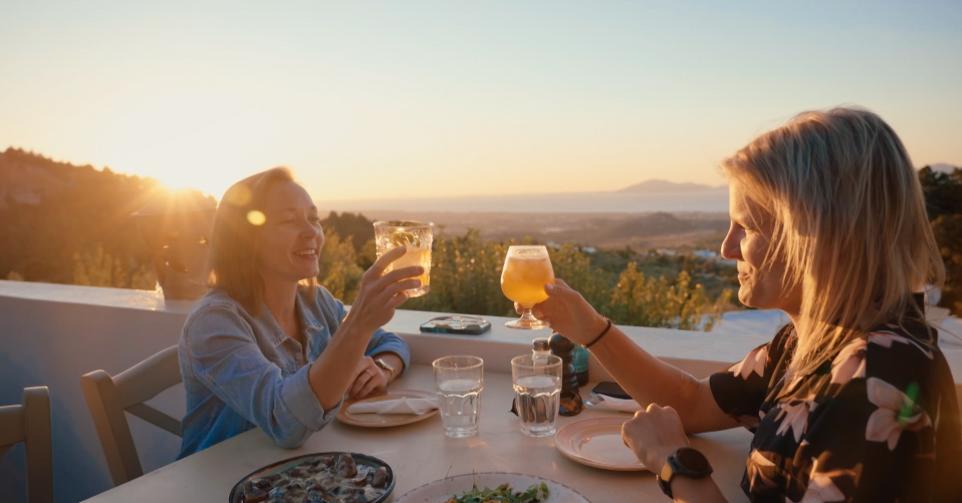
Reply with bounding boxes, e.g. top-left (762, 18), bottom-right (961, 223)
top-left (178, 167), bottom-right (419, 457)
